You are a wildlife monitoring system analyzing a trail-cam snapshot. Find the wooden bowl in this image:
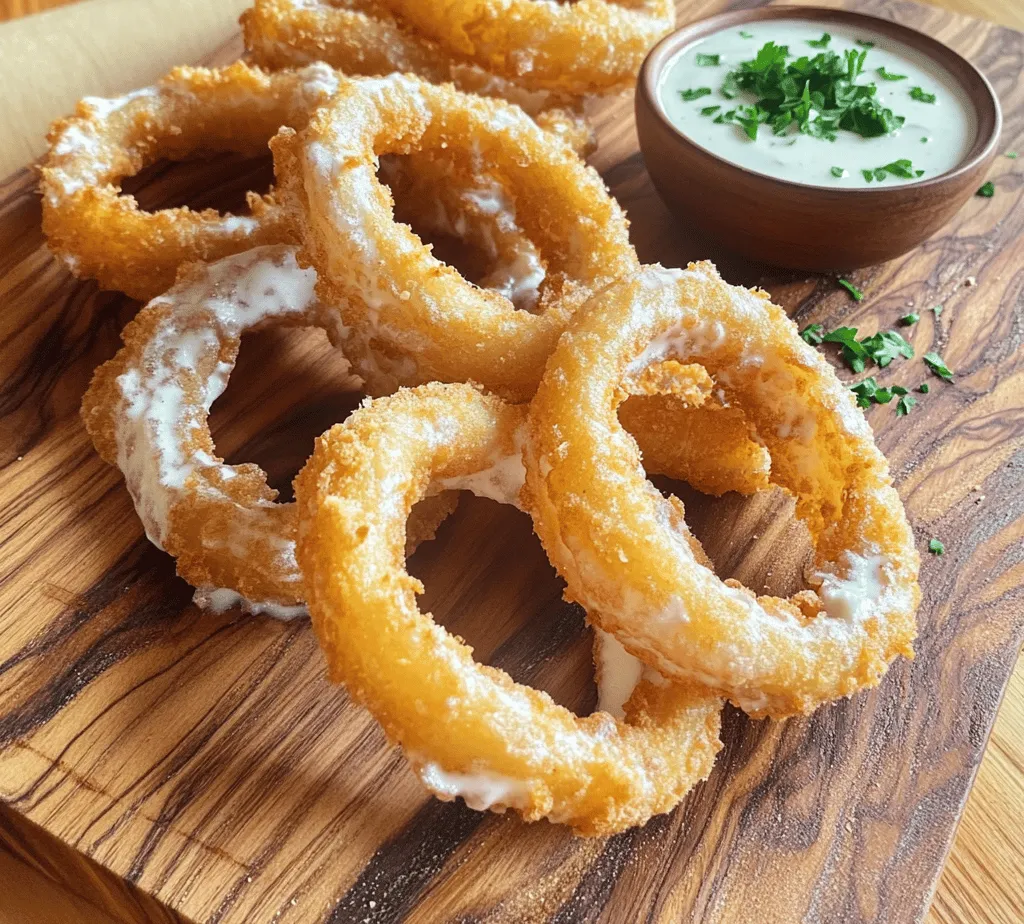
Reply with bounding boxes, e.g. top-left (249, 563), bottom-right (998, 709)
top-left (634, 6), bottom-right (1002, 271)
